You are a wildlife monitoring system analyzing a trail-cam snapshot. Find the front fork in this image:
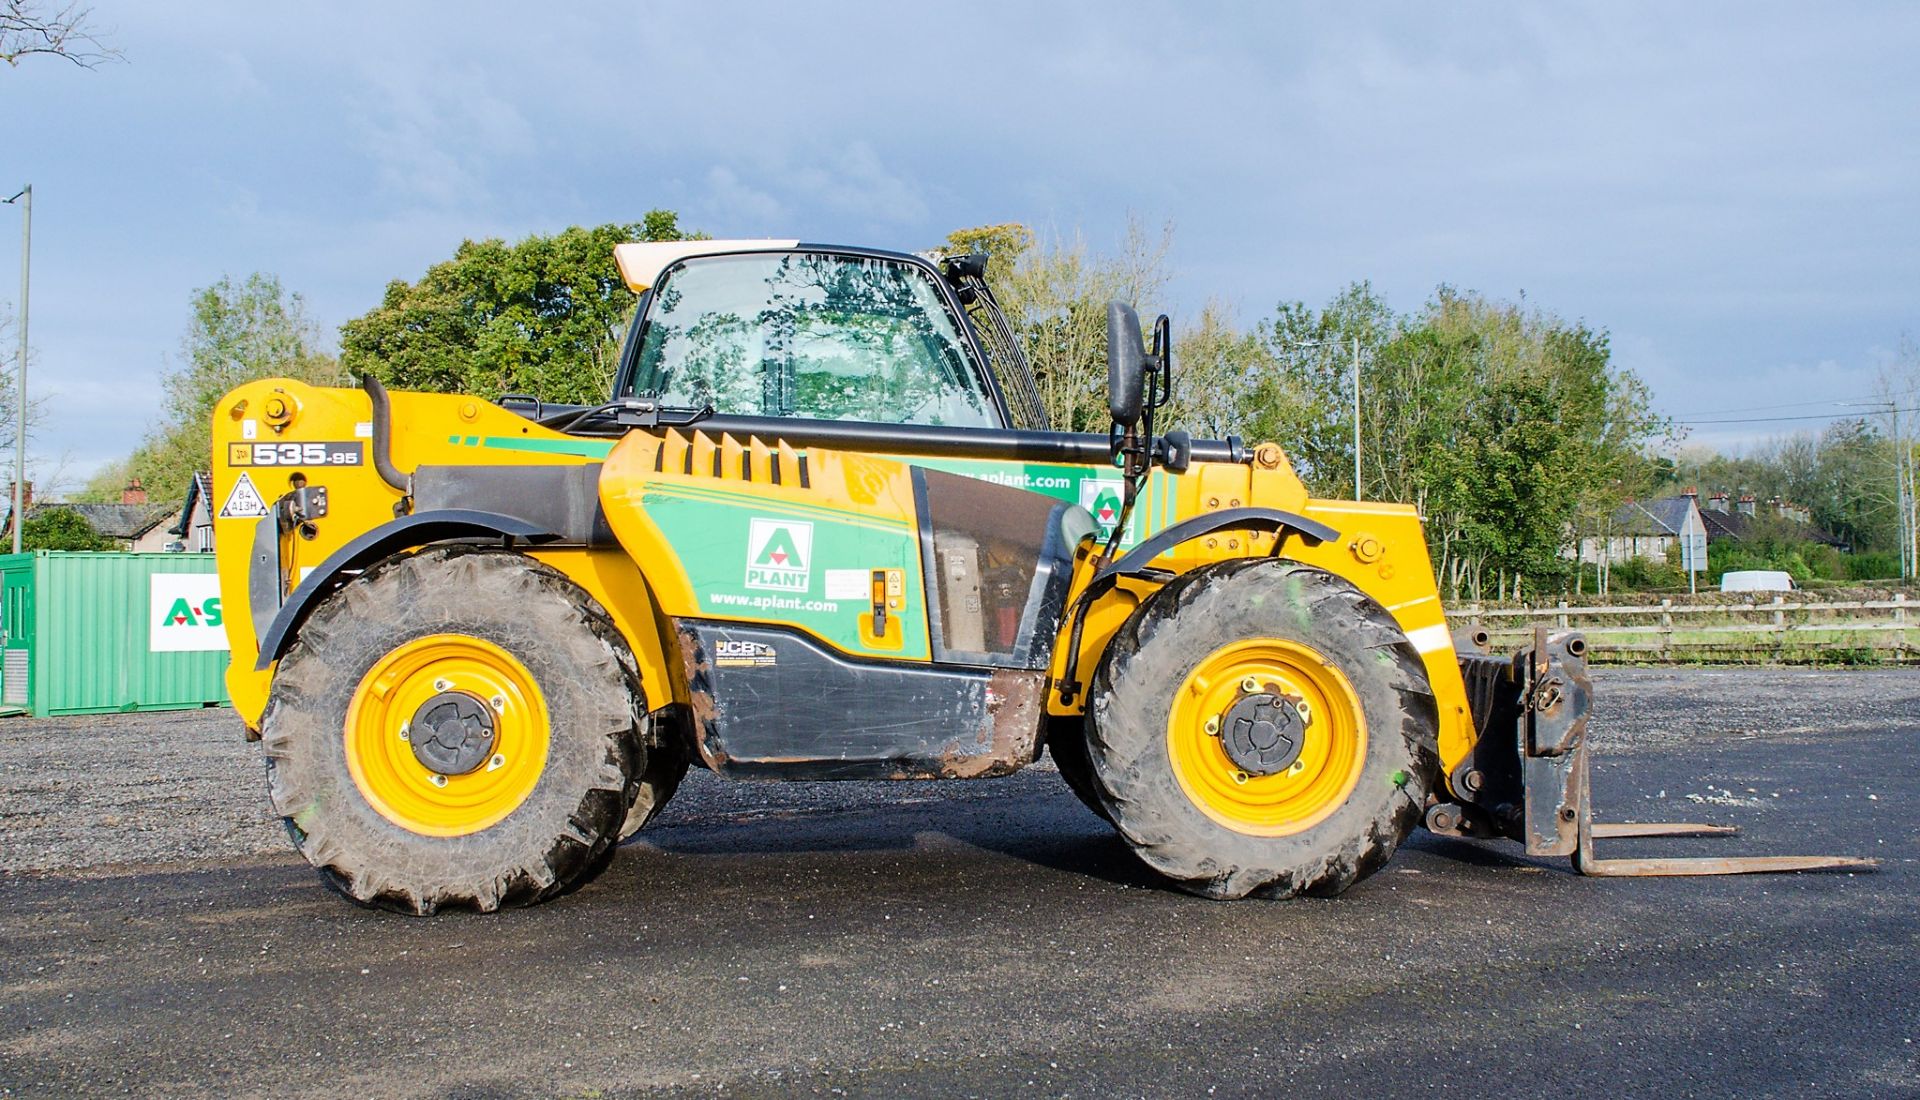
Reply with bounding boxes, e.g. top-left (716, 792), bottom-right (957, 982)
top-left (1429, 627), bottom-right (1874, 877)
